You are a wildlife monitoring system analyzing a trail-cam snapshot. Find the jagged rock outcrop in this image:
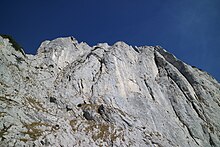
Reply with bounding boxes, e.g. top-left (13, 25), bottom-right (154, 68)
top-left (0, 36), bottom-right (220, 147)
